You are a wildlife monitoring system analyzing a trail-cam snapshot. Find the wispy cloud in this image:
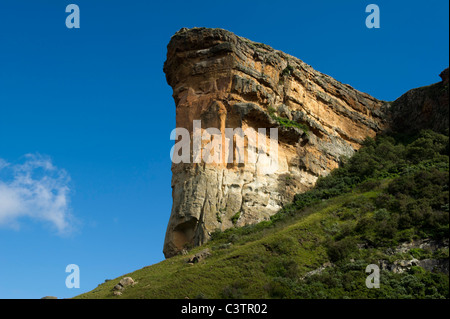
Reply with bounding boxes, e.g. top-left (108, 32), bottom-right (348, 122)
top-left (0, 154), bottom-right (75, 234)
